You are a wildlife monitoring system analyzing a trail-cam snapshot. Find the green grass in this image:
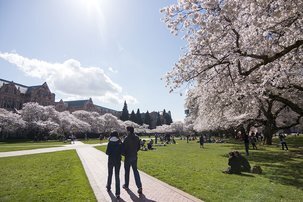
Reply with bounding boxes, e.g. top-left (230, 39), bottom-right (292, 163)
top-left (0, 140), bottom-right (68, 152)
top-left (79, 138), bottom-right (108, 144)
top-left (96, 136), bottom-right (303, 202)
top-left (0, 150), bottom-right (96, 202)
